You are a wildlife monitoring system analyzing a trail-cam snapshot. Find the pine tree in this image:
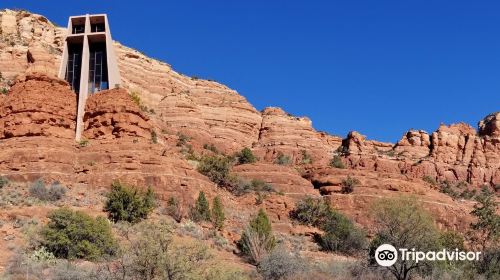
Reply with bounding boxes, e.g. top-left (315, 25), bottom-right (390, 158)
top-left (191, 191), bottom-right (211, 222)
top-left (238, 208), bottom-right (276, 263)
top-left (211, 196), bottom-right (225, 230)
